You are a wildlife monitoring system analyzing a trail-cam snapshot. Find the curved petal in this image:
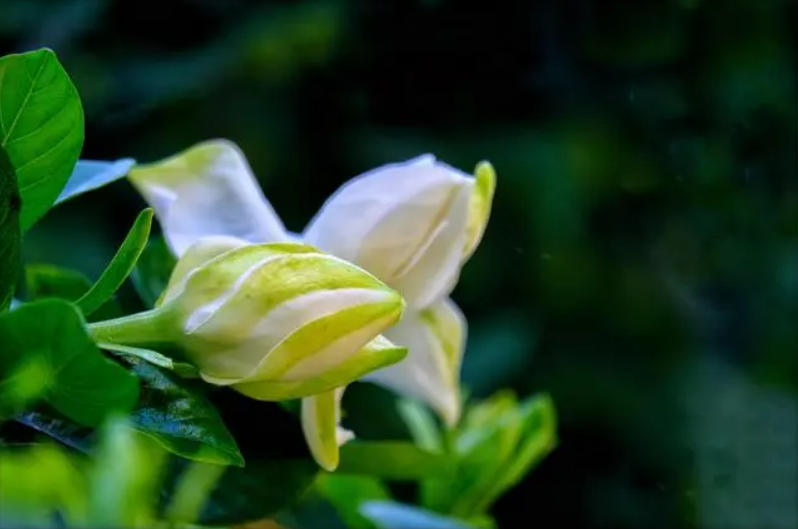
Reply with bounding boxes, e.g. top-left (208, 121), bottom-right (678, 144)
top-left (363, 298), bottom-right (467, 427)
top-left (157, 235), bottom-right (249, 307)
top-left (462, 161), bottom-right (496, 262)
top-left (303, 156), bottom-right (472, 309)
top-left (128, 139), bottom-right (288, 256)
top-left (217, 335), bottom-right (407, 400)
top-left (301, 386), bottom-right (354, 471)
